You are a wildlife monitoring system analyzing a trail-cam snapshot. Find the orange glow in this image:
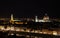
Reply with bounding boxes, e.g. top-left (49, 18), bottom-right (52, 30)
top-left (15, 22), bottom-right (23, 24)
top-left (53, 31), bottom-right (57, 35)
